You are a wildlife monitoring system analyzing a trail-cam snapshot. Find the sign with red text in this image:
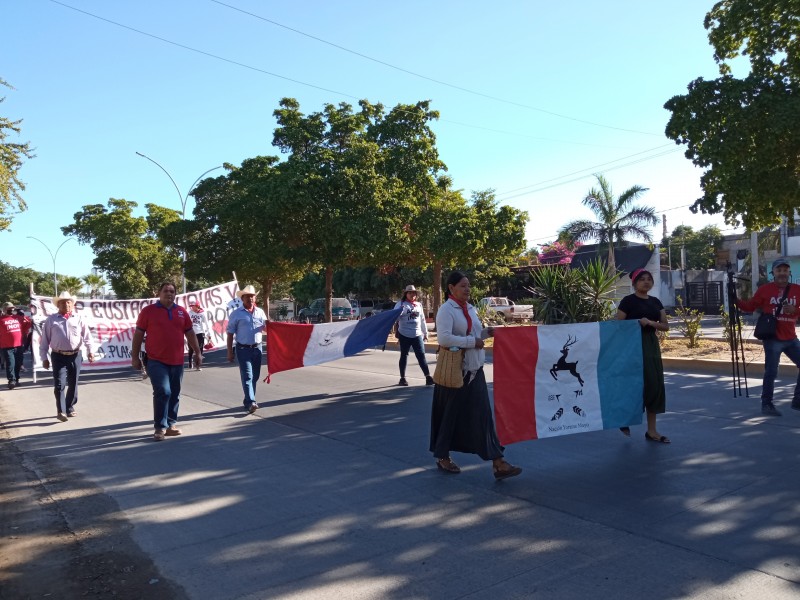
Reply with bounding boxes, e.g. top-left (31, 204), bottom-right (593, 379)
top-left (30, 281), bottom-right (240, 370)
